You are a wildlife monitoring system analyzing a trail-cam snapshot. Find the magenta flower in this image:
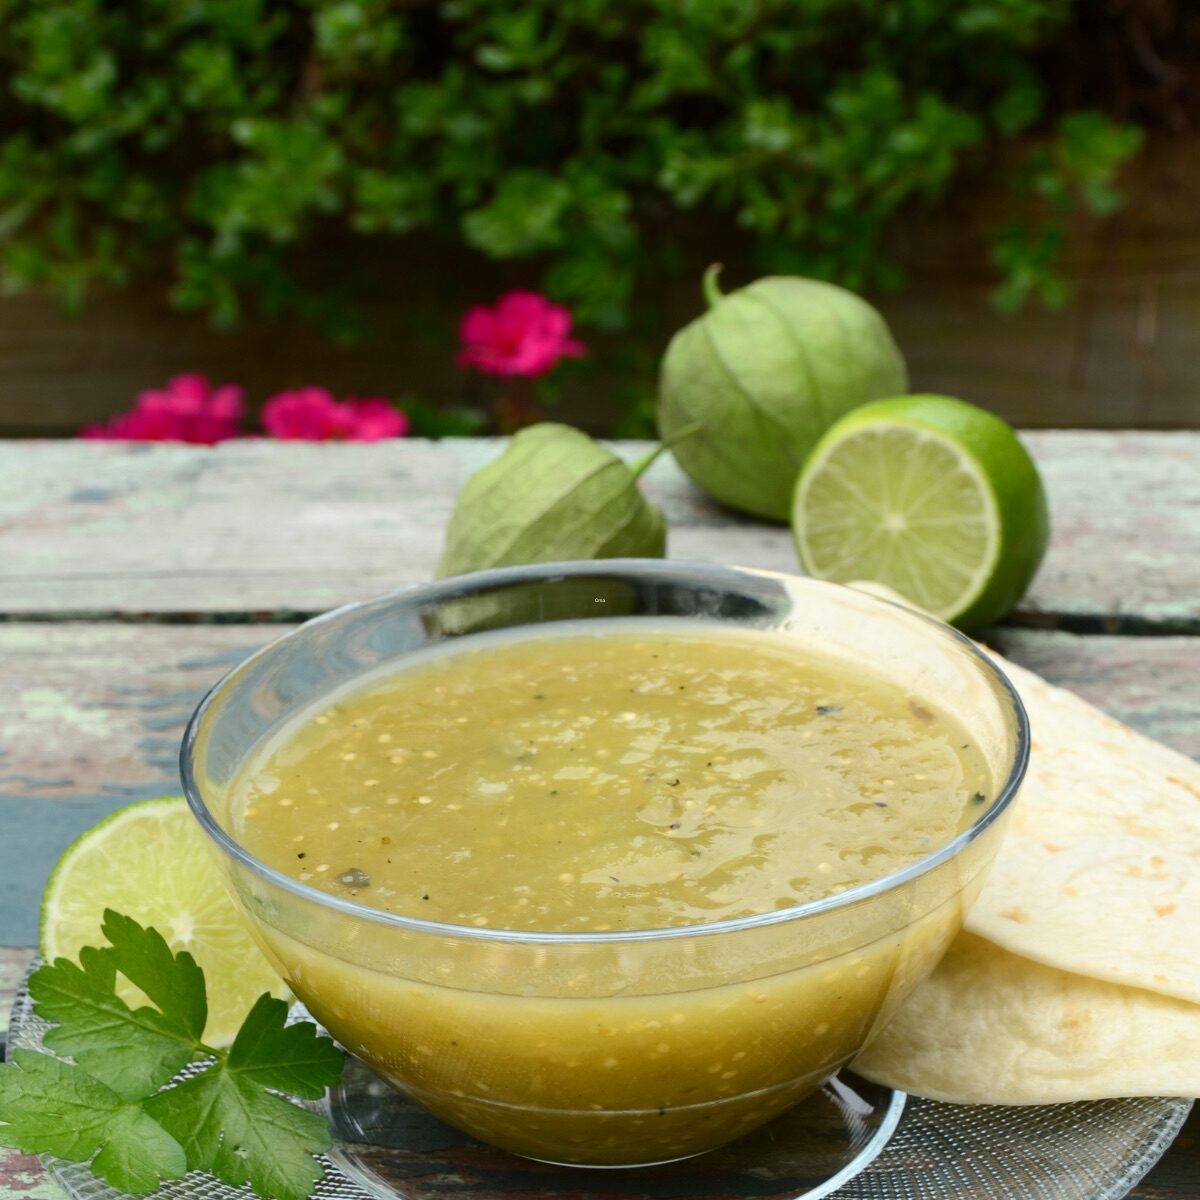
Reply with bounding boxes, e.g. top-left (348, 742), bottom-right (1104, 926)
top-left (261, 388), bottom-right (410, 441)
top-left (457, 291), bottom-right (587, 378)
top-left (81, 374), bottom-right (243, 444)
